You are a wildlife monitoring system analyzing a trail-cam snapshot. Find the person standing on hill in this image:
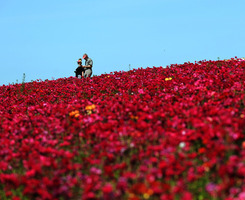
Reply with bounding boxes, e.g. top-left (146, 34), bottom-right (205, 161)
top-left (75, 58), bottom-right (84, 78)
top-left (82, 53), bottom-right (93, 78)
